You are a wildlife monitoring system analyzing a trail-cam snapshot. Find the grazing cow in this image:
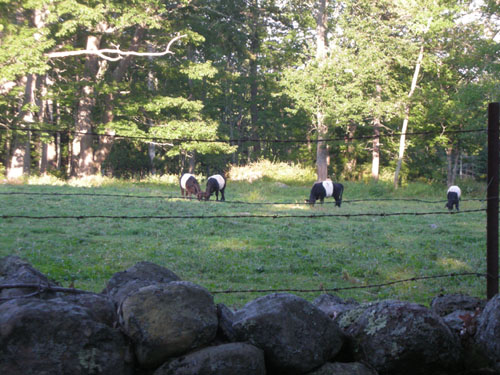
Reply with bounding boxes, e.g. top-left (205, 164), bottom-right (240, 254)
top-left (306, 180), bottom-right (344, 207)
top-left (179, 173), bottom-right (201, 199)
top-left (199, 174), bottom-right (226, 201)
top-left (445, 185), bottom-right (461, 211)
